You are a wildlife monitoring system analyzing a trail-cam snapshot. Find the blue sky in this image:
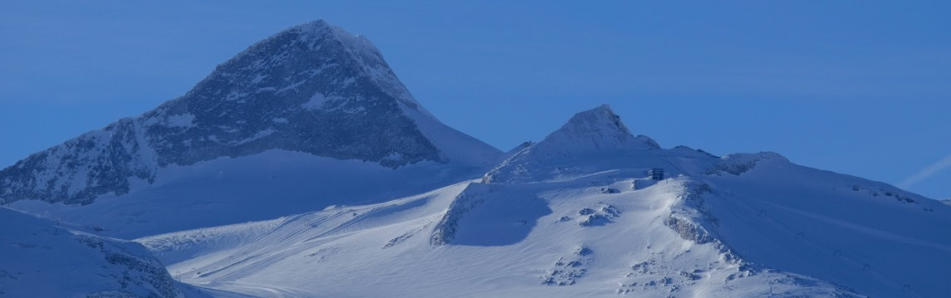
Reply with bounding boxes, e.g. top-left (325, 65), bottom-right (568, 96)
top-left (1, 1), bottom-right (948, 199)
